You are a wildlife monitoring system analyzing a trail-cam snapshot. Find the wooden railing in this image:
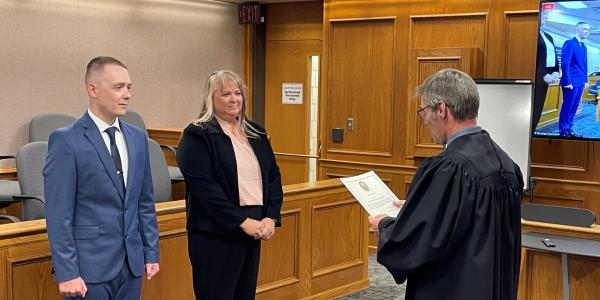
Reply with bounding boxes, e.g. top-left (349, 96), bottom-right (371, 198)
top-left (0, 179), bottom-right (369, 300)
